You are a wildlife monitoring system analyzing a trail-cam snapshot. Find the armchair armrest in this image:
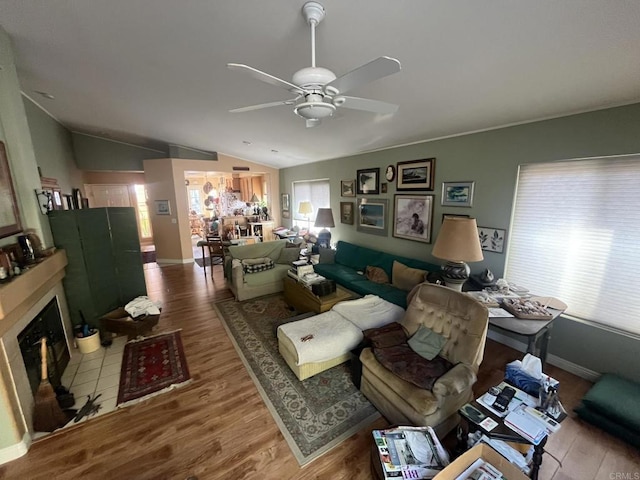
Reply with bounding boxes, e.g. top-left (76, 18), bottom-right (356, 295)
top-left (432, 363), bottom-right (477, 398)
top-left (231, 258), bottom-right (245, 290)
